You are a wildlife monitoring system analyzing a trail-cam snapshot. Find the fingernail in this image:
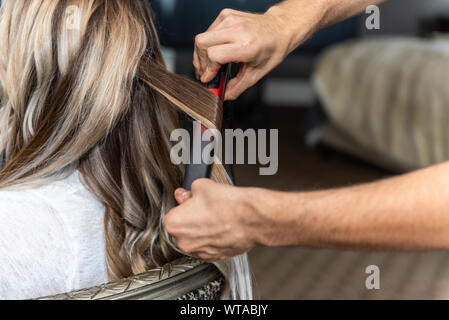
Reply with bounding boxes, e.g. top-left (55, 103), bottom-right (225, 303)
top-left (175, 188), bottom-right (187, 198)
